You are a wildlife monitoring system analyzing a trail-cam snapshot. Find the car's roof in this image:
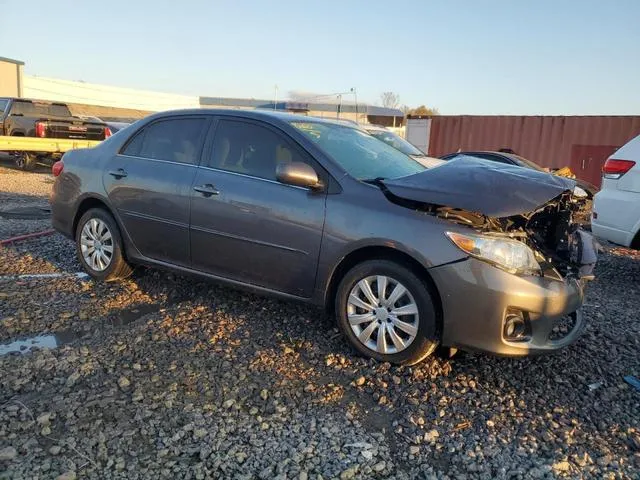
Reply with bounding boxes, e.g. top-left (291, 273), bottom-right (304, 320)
top-left (446, 150), bottom-right (547, 172)
top-left (449, 150), bottom-right (506, 156)
top-left (447, 150), bottom-right (521, 161)
top-left (148, 108), bottom-right (359, 128)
